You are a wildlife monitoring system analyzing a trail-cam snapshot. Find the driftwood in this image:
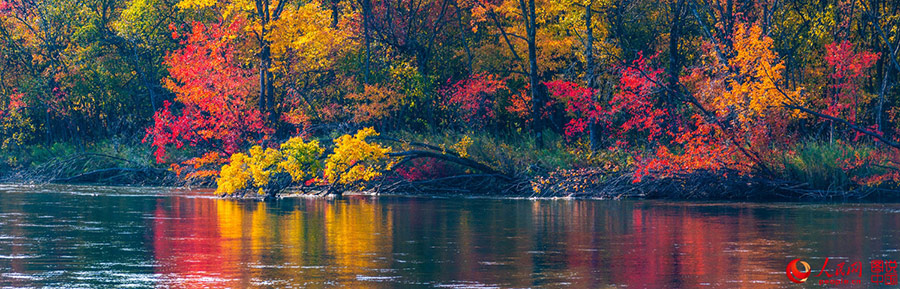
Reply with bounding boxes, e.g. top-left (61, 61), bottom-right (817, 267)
top-left (527, 168), bottom-right (880, 200)
top-left (3, 153), bottom-right (174, 185)
top-left (388, 150), bottom-right (513, 180)
top-left (371, 136), bottom-right (462, 157)
top-left (50, 167), bottom-right (169, 184)
top-left (362, 143), bottom-right (521, 196)
top-left (376, 173), bottom-right (521, 196)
